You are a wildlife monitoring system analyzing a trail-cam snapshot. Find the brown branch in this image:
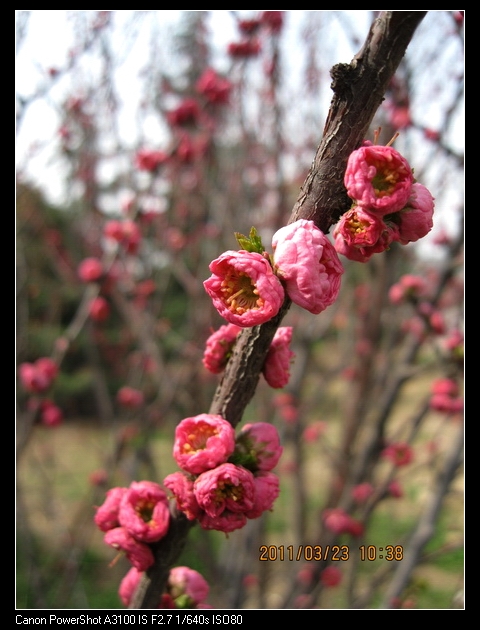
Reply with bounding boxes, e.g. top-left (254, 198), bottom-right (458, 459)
top-left (131, 10), bottom-right (427, 609)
